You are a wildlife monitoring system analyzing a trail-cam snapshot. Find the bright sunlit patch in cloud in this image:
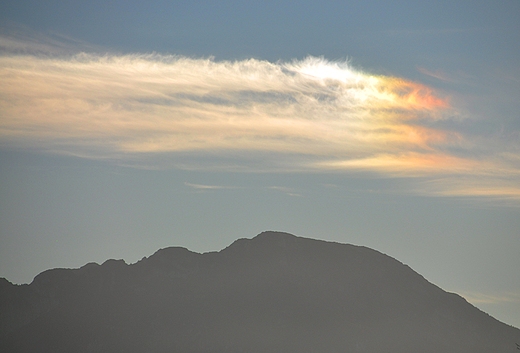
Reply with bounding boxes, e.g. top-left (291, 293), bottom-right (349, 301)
top-left (0, 42), bottom-right (519, 198)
